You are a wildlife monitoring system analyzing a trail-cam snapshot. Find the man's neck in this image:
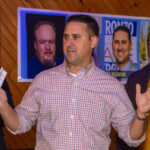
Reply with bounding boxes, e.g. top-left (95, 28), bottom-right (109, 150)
top-left (69, 65), bottom-right (83, 74)
top-left (68, 61), bottom-right (92, 74)
top-left (65, 57), bottom-right (93, 74)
